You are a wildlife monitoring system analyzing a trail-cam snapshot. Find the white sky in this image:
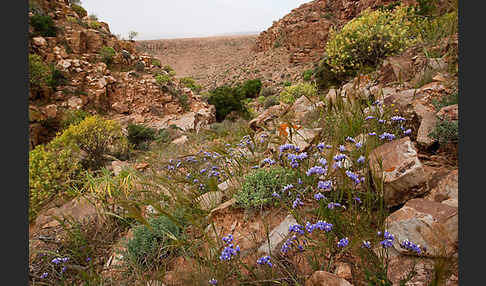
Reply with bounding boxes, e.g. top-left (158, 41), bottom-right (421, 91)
top-left (79, 0), bottom-right (312, 40)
